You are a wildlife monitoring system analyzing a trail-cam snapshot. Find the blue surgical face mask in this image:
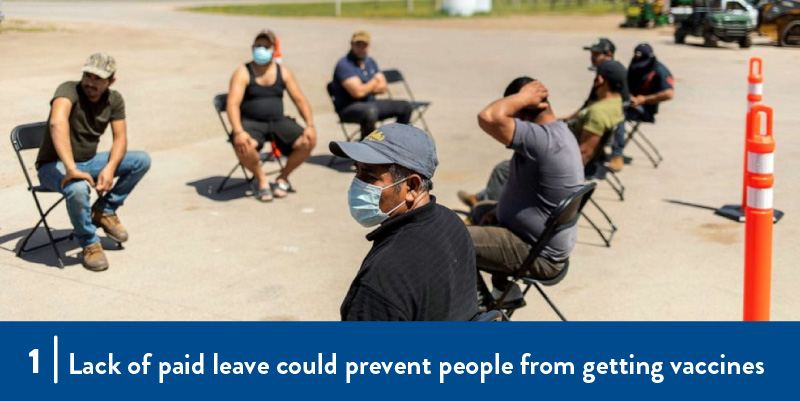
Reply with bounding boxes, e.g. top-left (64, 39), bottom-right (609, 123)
top-left (348, 176), bottom-right (408, 227)
top-left (253, 47), bottom-right (274, 65)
